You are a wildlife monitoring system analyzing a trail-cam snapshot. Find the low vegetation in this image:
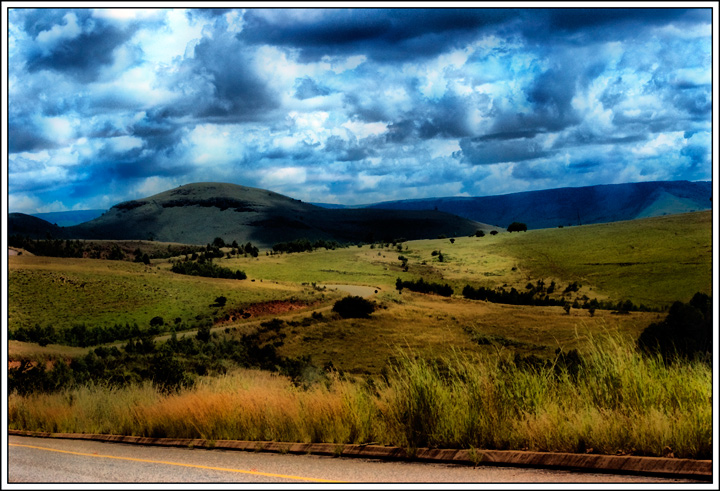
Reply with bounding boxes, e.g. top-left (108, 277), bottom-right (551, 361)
top-left (171, 257), bottom-right (247, 280)
top-left (9, 333), bottom-right (711, 459)
top-left (7, 211), bottom-right (712, 460)
top-left (332, 296), bottom-right (376, 318)
top-left (396, 277), bottom-right (454, 297)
